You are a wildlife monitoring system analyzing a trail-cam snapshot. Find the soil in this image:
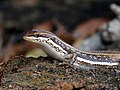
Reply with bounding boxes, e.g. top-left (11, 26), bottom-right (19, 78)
top-left (0, 56), bottom-right (119, 90)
